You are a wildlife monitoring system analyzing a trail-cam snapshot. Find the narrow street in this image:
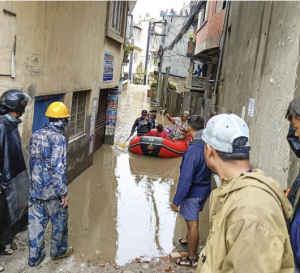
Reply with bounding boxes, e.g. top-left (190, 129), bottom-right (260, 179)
top-left (0, 85), bottom-right (209, 272)
top-left (68, 84), bottom-right (184, 265)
